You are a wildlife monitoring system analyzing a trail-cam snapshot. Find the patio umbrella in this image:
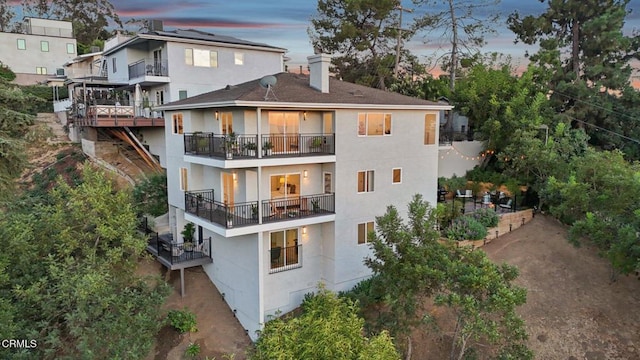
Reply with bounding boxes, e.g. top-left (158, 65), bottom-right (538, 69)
top-left (134, 84), bottom-right (142, 116)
